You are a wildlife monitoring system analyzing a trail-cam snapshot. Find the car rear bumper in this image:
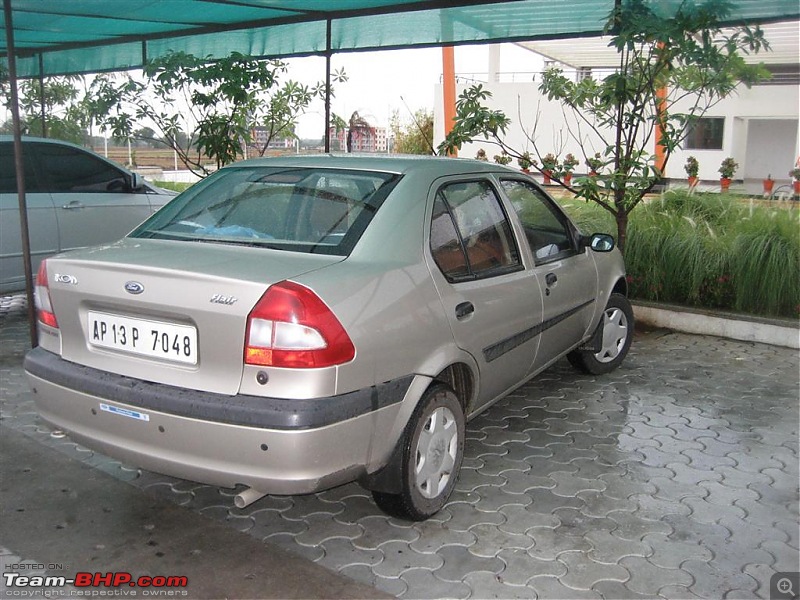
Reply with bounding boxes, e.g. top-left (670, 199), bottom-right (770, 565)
top-left (25, 347), bottom-right (414, 494)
